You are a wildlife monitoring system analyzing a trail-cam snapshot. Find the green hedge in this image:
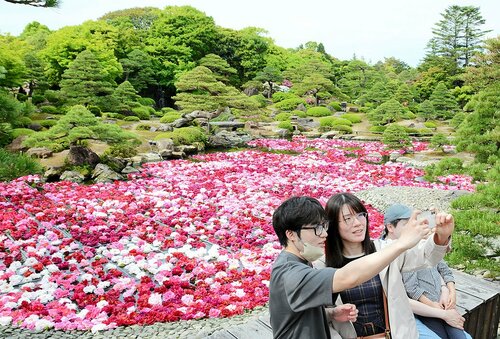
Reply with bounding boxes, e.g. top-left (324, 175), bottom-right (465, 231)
top-left (12, 128), bottom-right (35, 138)
top-left (160, 113), bottom-right (182, 123)
top-left (274, 98), bottom-right (306, 111)
top-left (154, 127), bottom-right (207, 146)
top-left (272, 92), bottom-right (300, 103)
top-left (277, 121), bottom-right (293, 131)
top-left (291, 110), bottom-right (307, 118)
top-left (275, 113), bottom-right (292, 121)
top-left (306, 106), bottom-right (331, 117)
top-left (319, 117), bottom-right (353, 127)
top-left (123, 116), bottom-right (140, 122)
top-left (342, 114), bottom-right (362, 123)
top-left (132, 106), bottom-right (151, 120)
